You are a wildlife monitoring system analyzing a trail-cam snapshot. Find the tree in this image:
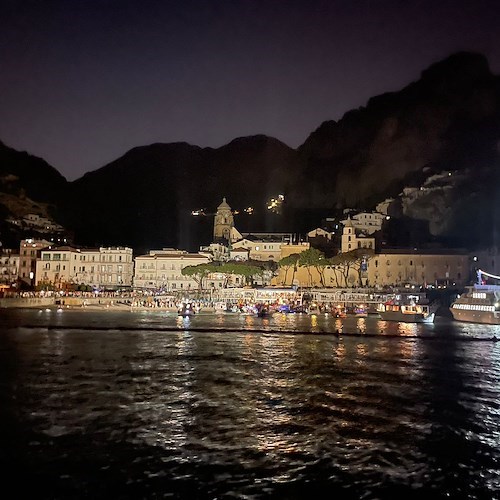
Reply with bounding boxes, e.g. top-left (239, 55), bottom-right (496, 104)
top-left (298, 248), bottom-right (327, 287)
top-left (181, 263), bottom-right (212, 290)
top-left (221, 262), bottom-right (264, 287)
top-left (205, 262), bottom-right (265, 288)
top-left (329, 249), bottom-right (373, 287)
top-left (278, 253), bottom-right (299, 286)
